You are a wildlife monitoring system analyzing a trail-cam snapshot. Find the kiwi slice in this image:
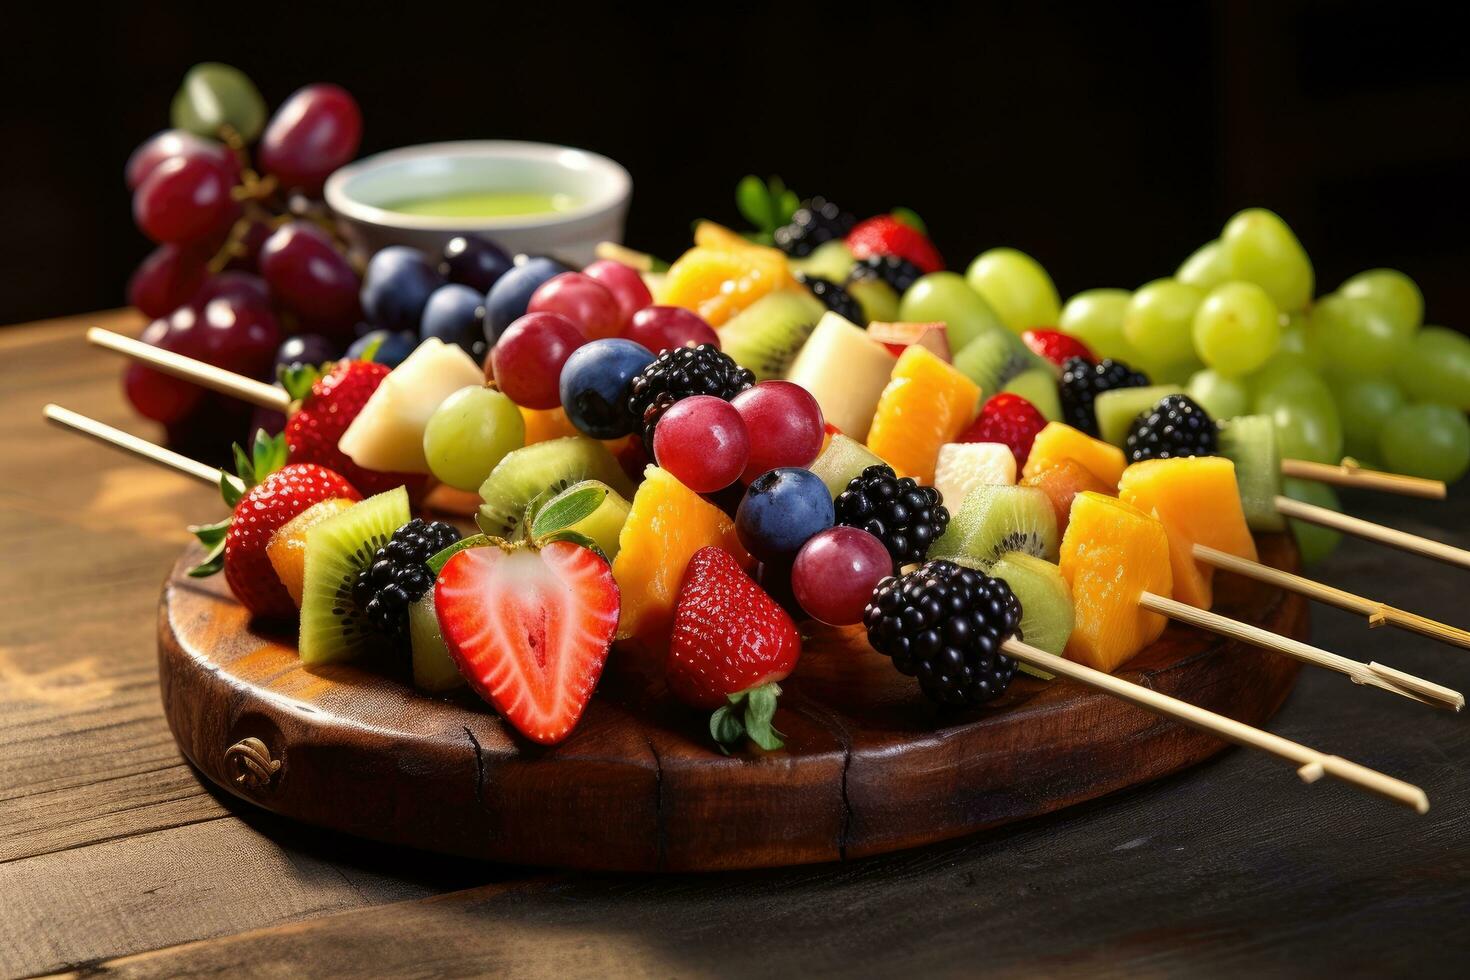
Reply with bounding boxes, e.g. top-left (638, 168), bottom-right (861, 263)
top-left (1095, 384), bottom-right (1184, 446)
top-left (846, 278), bottom-right (901, 324)
top-left (409, 592), bottom-right (464, 693)
top-left (477, 437), bottom-right (635, 541)
top-left (991, 551), bottom-right (1074, 662)
top-left (1218, 414), bottom-right (1285, 531)
top-left (299, 486), bottom-right (411, 666)
top-left (810, 433), bottom-right (885, 497)
top-left (788, 239), bottom-right (856, 282)
top-left (932, 484), bottom-right (1059, 568)
top-left (953, 330), bottom-right (1042, 395)
top-left (1001, 368), bottom-right (1065, 422)
top-left (719, 290), bottom-right (826, 381)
